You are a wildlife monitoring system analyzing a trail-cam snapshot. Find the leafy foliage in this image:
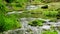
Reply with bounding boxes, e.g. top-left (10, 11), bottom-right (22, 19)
top-left (0, 3), bottom-right (21, 32)
top-left (4, 15), bottom-right (21, 30)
